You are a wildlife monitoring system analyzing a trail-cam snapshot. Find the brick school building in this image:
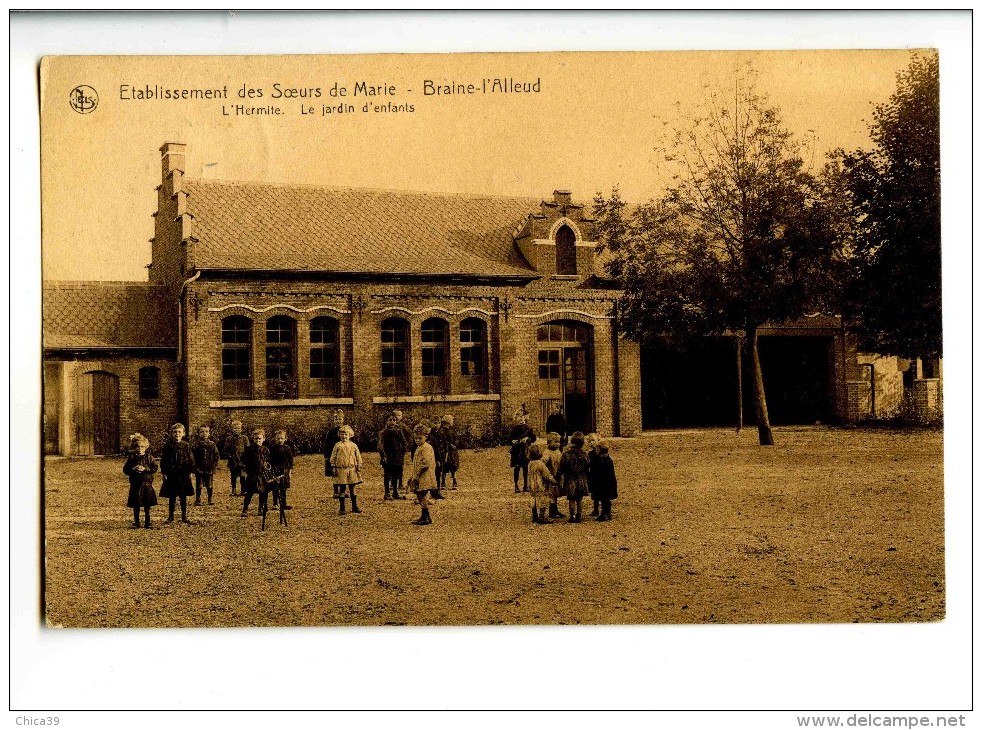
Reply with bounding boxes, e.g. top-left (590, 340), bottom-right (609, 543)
top-left (43, 142), bottom-right (640, 454)
top-left (43, 143), bottom-right (939, 456)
